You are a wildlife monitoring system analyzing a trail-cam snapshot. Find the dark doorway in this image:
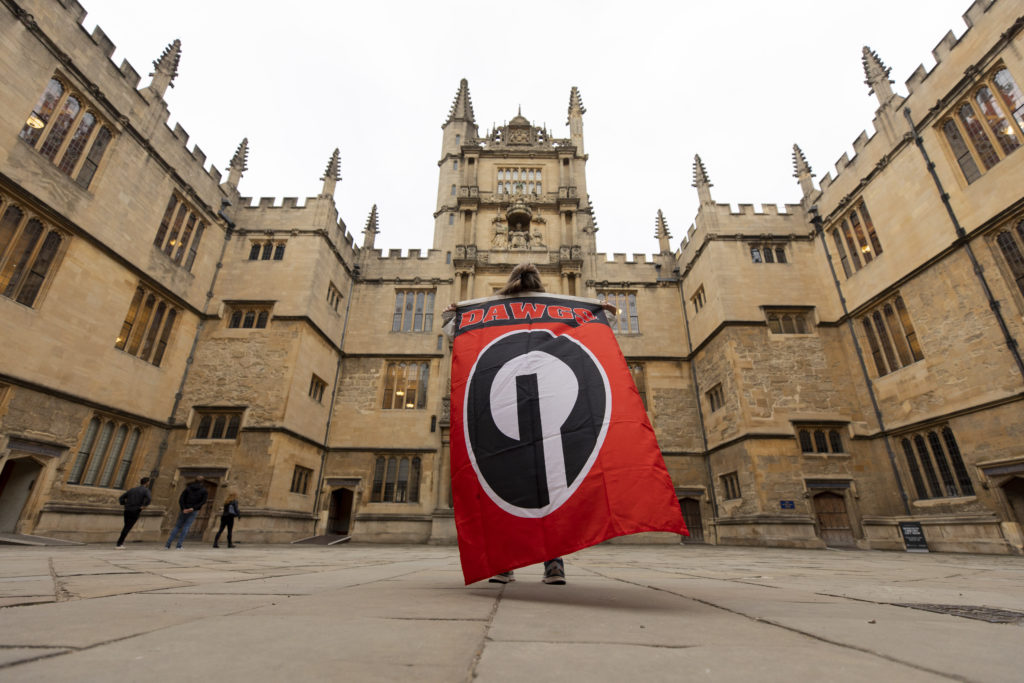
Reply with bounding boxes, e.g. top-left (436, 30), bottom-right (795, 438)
top-left (813, 491), bottom-right (855, 547)
top-left (0, 459), bottom-right (42, 533)
top-left (187, 479), bottom-right (219, 540)
top-left (679, 497), bottom-right (704, 543)
top-left (1003, 477), bottom-right (1024, 526)
top-left (329, 488), bottom-right (354, 535)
